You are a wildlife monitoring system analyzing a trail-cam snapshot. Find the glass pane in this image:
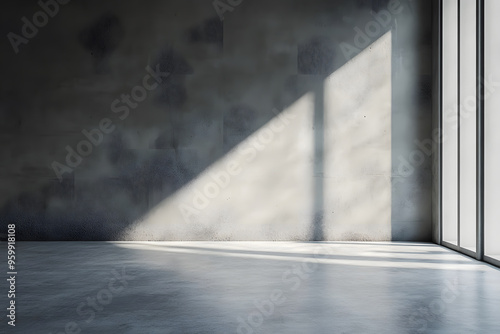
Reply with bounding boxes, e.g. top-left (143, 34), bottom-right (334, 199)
top-left (484, 0), bottom-right (500, 260)
top-left (459, 0), bottom-right (476, 252)
top-left (442, 0), bottom-right (459, 245)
